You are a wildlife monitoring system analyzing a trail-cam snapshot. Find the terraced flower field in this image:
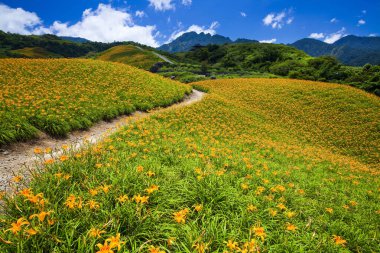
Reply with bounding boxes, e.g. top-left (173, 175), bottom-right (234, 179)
top-left (0, 59), bottom-right (190, 145)
top-left (1, 78), bottom-right (379, 252)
